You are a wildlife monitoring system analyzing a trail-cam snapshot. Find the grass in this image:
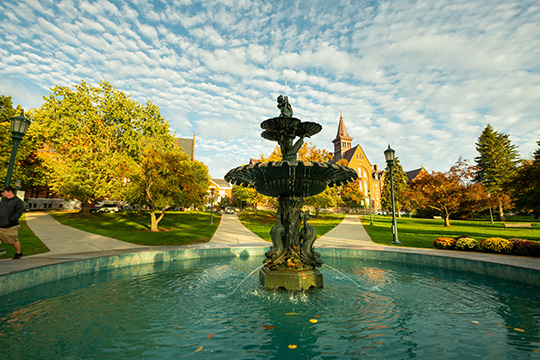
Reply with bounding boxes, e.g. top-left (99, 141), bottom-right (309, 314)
top-left (51, 210), bottom-right (222, 246)
top-left (237, 210), bottom-right (345, 241)
top-left (0, 214), bottom-right (50, 259)
top-left (360, 215), bottom-right (540, 248)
